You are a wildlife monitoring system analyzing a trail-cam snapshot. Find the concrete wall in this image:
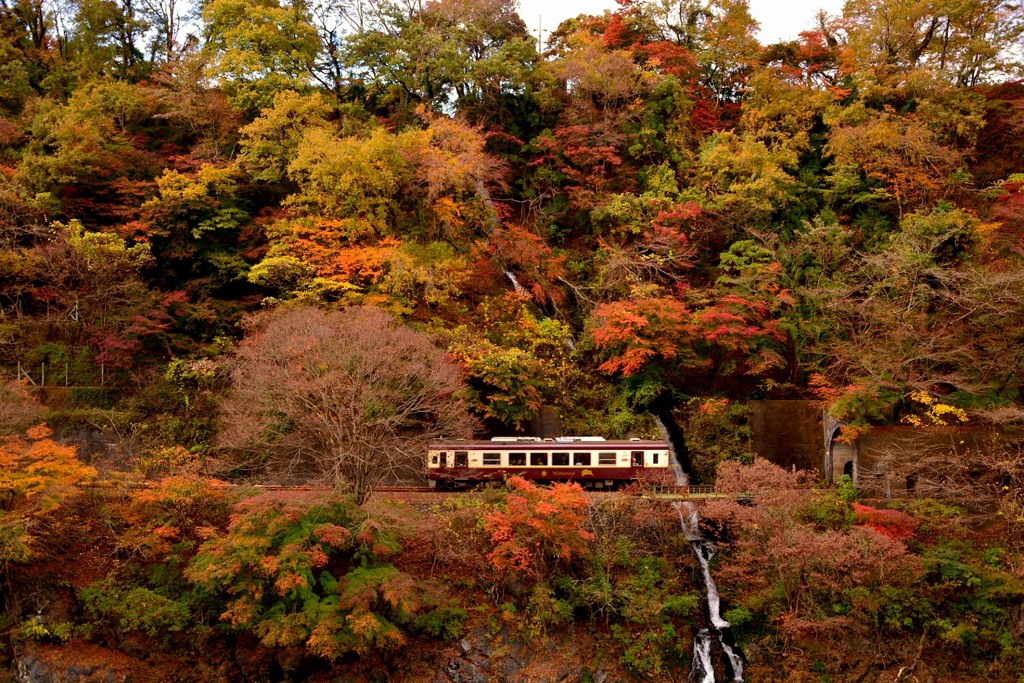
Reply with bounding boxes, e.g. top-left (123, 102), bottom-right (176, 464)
top-left (853, 426), bottom-right (996, 498)
top-left (748, 400), bottom-right (823, 473)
